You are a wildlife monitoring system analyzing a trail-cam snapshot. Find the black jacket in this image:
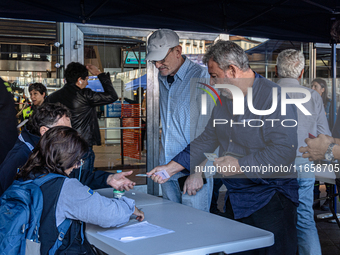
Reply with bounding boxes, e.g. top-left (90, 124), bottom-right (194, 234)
top-left (0, 78), bottom-right (18, 165)
top-left (46, 73), bottom-right (118, 146)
